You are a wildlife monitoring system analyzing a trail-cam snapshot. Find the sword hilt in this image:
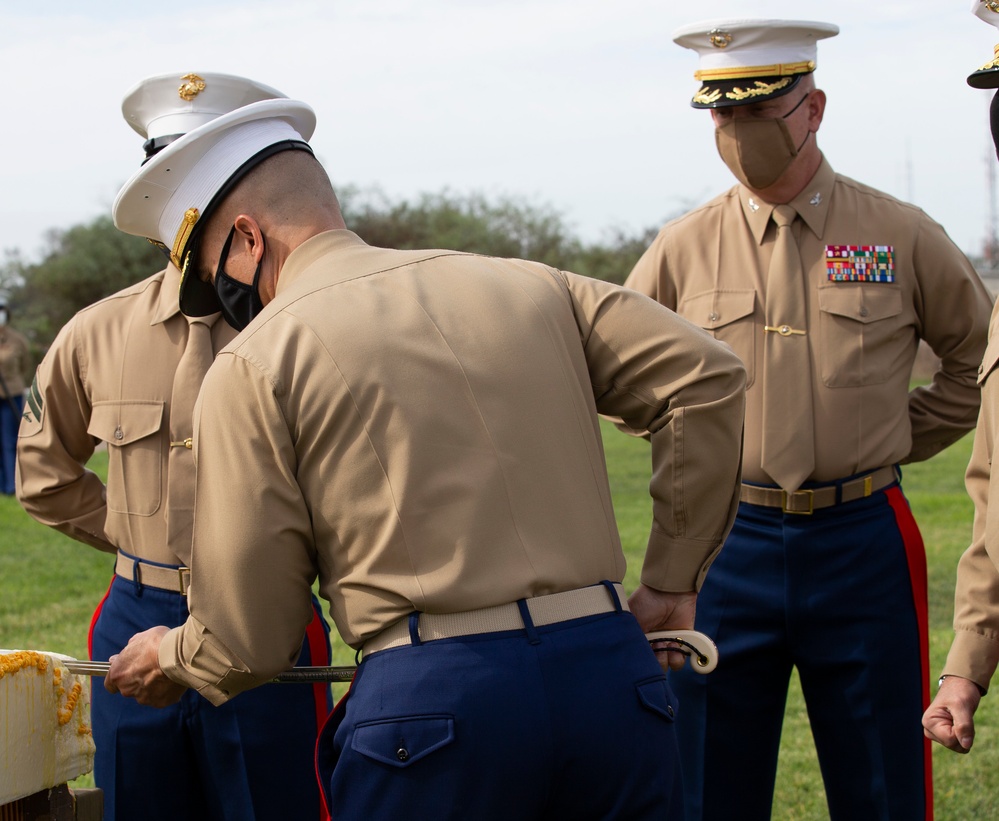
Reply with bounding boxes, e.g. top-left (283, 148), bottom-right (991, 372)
top-left (645, 630), bottom-right (719, 674)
